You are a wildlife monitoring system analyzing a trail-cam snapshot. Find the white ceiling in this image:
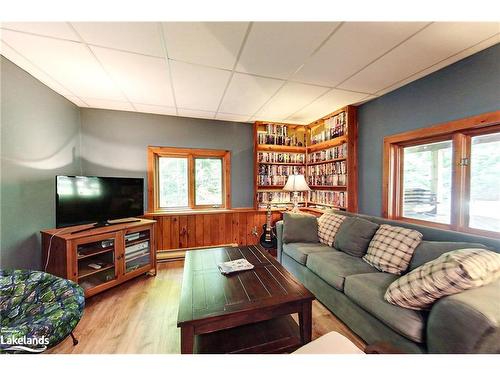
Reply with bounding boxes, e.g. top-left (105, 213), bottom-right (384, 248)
top-left (1, 22), bottom-right (499, 124)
